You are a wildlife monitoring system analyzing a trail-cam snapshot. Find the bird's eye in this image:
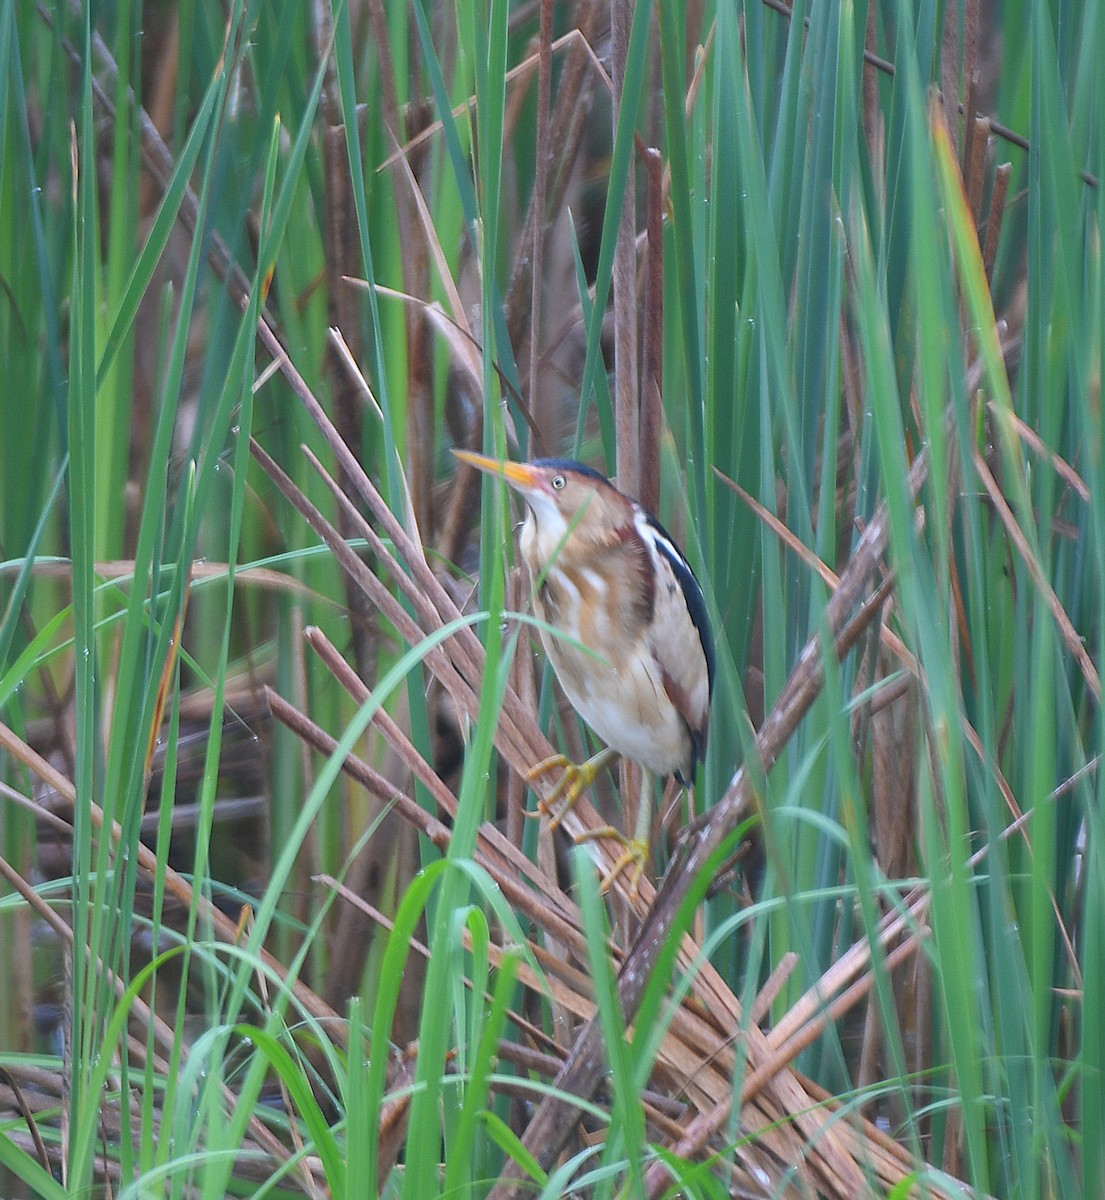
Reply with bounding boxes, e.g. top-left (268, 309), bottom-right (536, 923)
top-left (551, 474), bottom-right (567, 490)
